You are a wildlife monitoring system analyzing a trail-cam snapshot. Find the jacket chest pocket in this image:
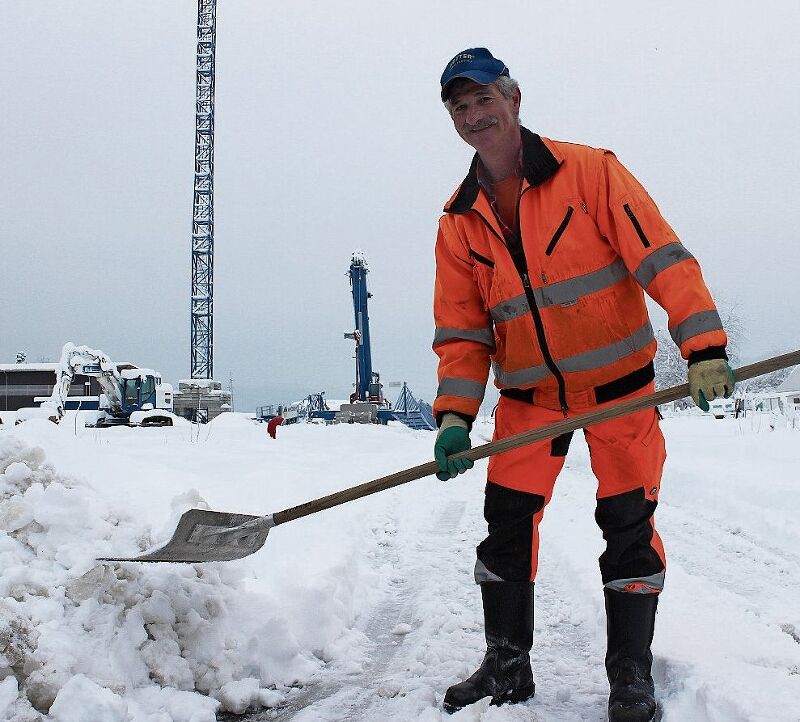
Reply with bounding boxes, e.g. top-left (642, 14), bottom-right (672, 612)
top-left (542, 199), bottom-right (596, 257)
top-left (469, 249), bottom-right (494, 308)
top-left (544, 205), bottom-right (576, 256)
top-left (539, 200), bottom-right (605, 284)
top-left (470, 249), bottom-right (495, 268)
top-left (469, 248), bottom-right (502, 306)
